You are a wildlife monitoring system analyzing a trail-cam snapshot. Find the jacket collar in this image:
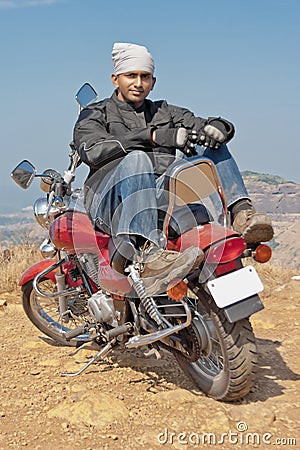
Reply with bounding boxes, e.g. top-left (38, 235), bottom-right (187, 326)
top-left (111, 89), bottom-right (137, 112)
